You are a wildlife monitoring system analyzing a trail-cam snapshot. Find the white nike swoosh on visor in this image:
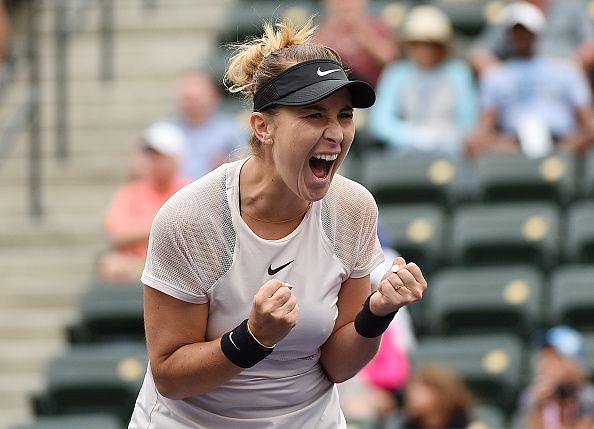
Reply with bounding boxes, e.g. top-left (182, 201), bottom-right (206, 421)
top-left (317, 67), bottom-right (341, 77)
